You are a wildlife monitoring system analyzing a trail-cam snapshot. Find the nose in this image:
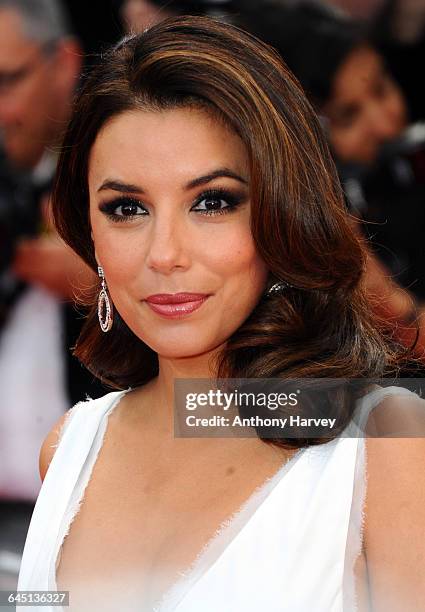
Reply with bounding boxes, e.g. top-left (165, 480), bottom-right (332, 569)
top-left (145, 211), bottom-right (191, 274)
